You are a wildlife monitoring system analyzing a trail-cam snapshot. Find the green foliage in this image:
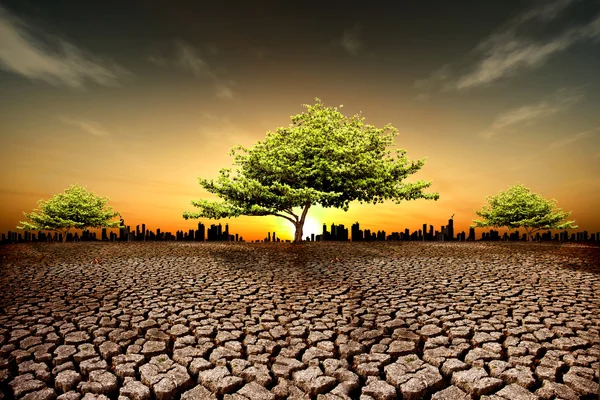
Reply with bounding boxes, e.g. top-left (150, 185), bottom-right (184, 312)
top-left (17, 184), bottom-right (123, 242)
top-left (471, 183), bottom-right (577, 241)
top-left (184, 98), bottom-right (439, 242)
